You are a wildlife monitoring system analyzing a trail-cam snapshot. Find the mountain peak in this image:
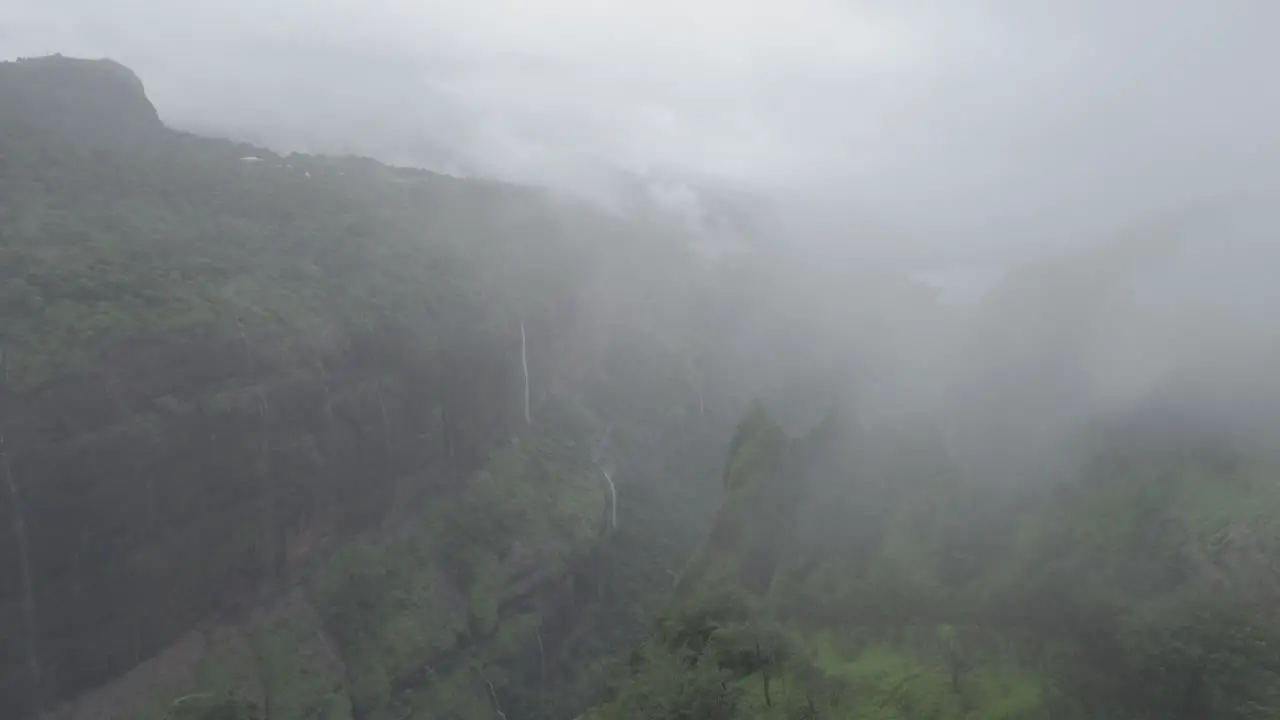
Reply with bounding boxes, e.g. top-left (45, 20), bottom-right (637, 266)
top-left (0, 55), bottom-right (163, 147)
